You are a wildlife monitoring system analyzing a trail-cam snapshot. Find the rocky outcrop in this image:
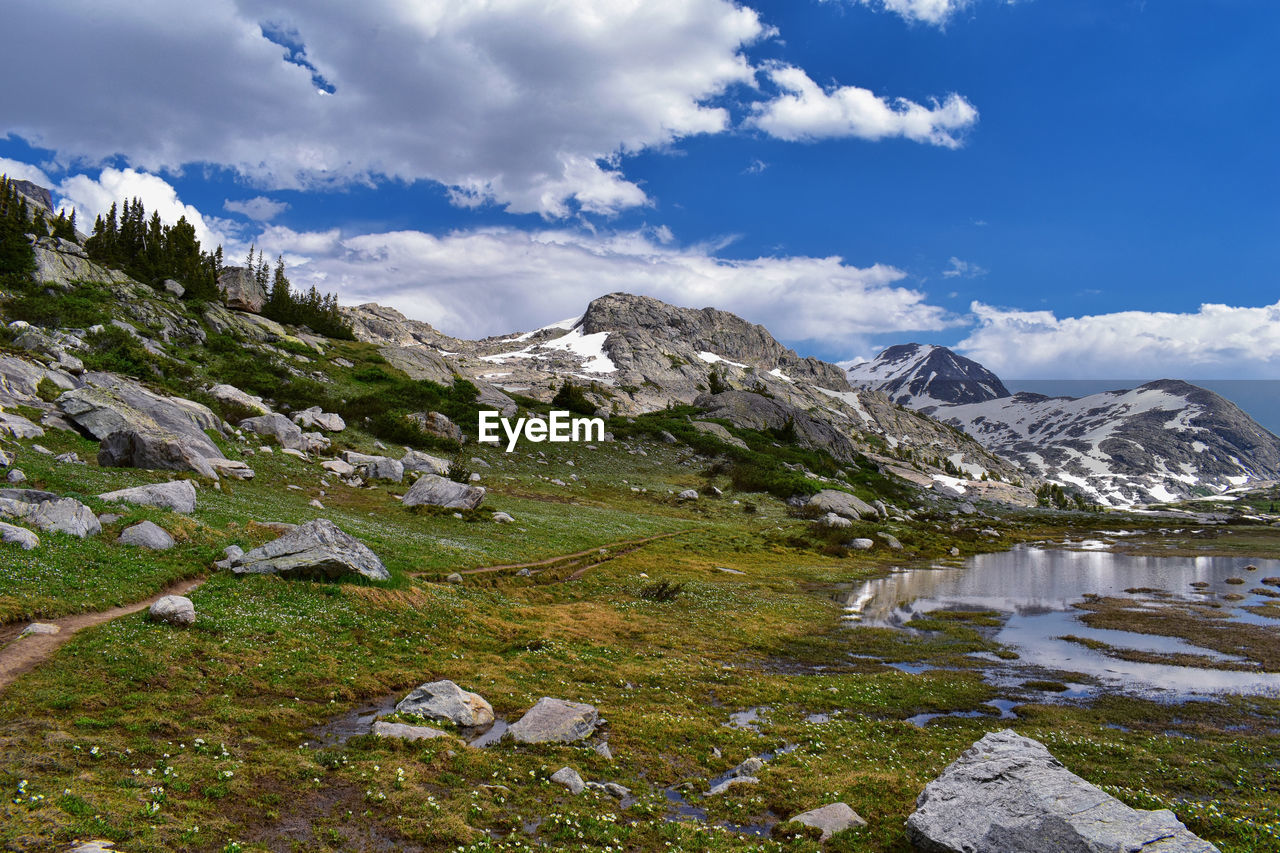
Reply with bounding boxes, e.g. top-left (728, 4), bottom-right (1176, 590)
top-left (905, 730), bottom-right (1220, 853)
top-left (211, 384), bottom-right (270, 417)
top-left (402, 474), bottom-right (484, 509)
top-left (118, 521), bottom-right (176, 550)
top-left (292, 407), bottom-right (344, 432)
top-left (696, 390), bottom-right (860, 462)
top-left (0, 495), bottom-right (100, 538)
top-left (216, 267), bottom-right (267, 313)
top-left (30, 237), bottom-right (132, 291)
top-left (395, 680), bottom-right (494, 731)
top-left (0, 354), bottom-right (78, 407)
top-left (380, 346), bottom-right (456, 384)
top-left (400, 450), bottom-right (451, 476)
top-left (690, 420), bottom-right (749, 449)
top-left (149, 595), bottom-right (195, 626)
top-left (848, 344), bottom-right (1010, 410)
top-left (239, 413), bottom-right (304, 451)
top-left (506, 697), bottom-right (599, 744)
top-left (99, 481), bottom-right (197, 514)
top-left (342, 451), bottom-right (404, 482)
top-left (98, 429), bottom-right (219, 479)
top-left (809, 489), bottom-right (877, 520)
top-left (224, 518), bottom-right (389, 581)
top-left (407, 411), bottom-right (463, 442)
top-left (0, 411), bottom-right (44, 439)
top-left (59, 373), bottom-right (225, 457)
